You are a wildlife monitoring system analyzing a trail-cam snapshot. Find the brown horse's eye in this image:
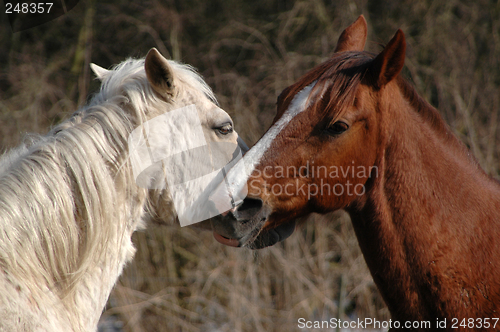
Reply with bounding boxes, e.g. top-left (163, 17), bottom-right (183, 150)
top-left (325, 121), bottom-right (349, 136)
